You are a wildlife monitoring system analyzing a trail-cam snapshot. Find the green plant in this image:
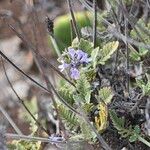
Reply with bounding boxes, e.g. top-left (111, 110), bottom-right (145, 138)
top-left (136, 74), bottom-right (150, 96)
top-left (58, 105), bottom-right (78, 130)
top-left (6, 0), bottom-right (150, 149)
top-left (56, 36), bottom-right (118, 141)
top-left (109, 110), bottom-right (150, 147)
